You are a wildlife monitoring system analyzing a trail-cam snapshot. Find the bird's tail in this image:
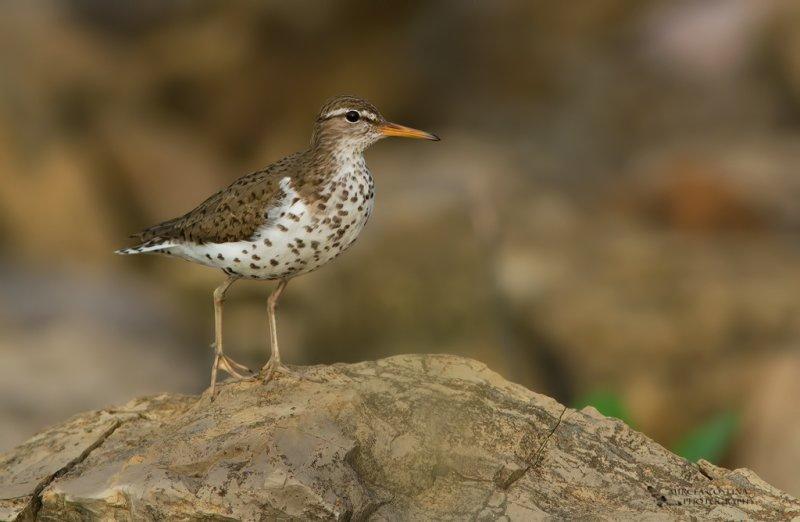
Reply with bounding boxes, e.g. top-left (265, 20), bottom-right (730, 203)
top-left (115, 238), bottom-right (176, 255)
